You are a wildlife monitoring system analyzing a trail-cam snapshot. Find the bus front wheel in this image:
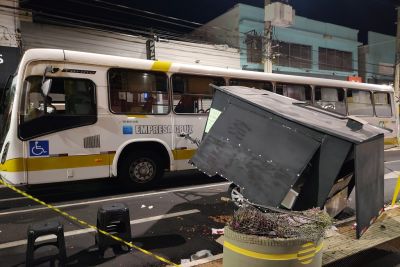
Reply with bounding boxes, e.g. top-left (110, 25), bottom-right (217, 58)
top-left (119, 151), bottom-right (163, 186)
